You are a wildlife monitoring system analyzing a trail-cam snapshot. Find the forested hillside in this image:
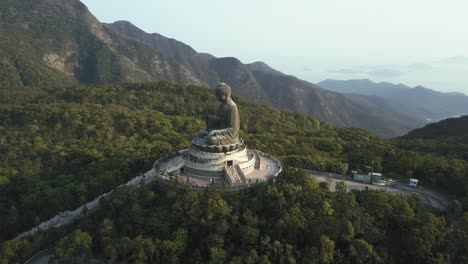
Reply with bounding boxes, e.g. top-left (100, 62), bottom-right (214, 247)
top-left (404, 115), bottom-right (468, 141)
top-left (1, 82), bottom-right (468, 263)
top-left (395, 115), bottom-right (468, 159)
top-left (1, 0), bottom-right (468, 263)
top-left (0, 82), bottom-right (380, 241)
top-left (4, 170), bottom-right (466, 263)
